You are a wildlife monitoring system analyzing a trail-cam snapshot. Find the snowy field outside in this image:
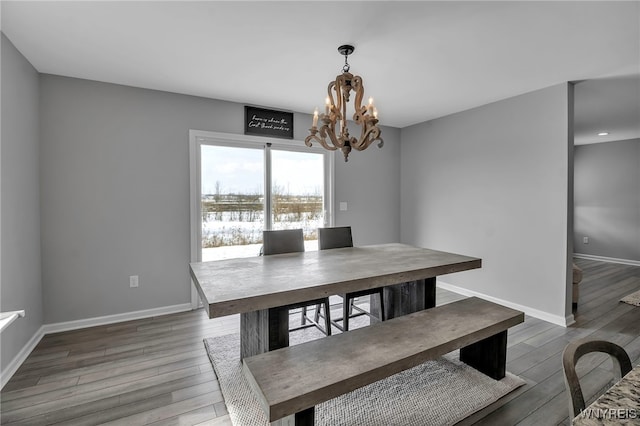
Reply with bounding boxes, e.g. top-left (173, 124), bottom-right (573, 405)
top-left (201, 204), bottom-right (322, 262)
